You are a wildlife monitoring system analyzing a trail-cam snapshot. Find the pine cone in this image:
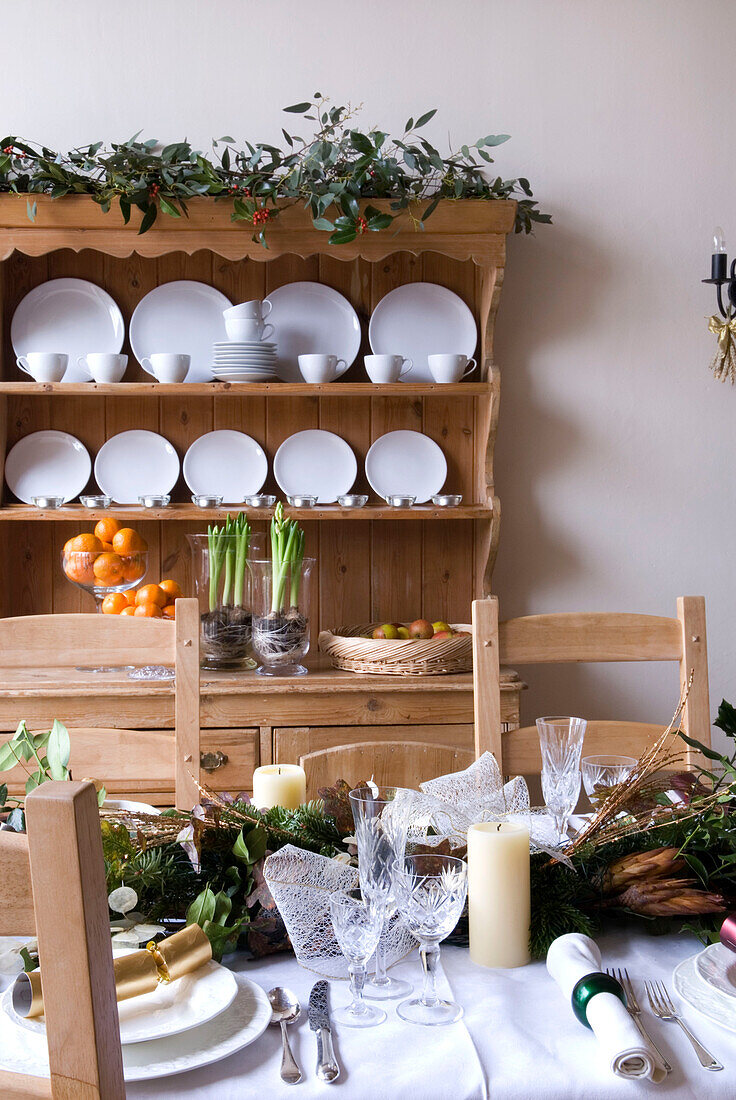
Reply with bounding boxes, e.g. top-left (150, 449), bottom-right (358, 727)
top-left (601, 847), bottom-right (685, 893)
